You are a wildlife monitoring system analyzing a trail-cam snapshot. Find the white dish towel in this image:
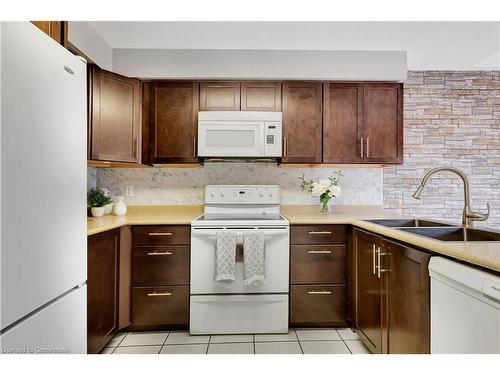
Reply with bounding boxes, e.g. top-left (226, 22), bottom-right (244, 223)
top-left (243, 231), bottom-right (265, 285)
top-left (215, 230), bottom-right (237, 282)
